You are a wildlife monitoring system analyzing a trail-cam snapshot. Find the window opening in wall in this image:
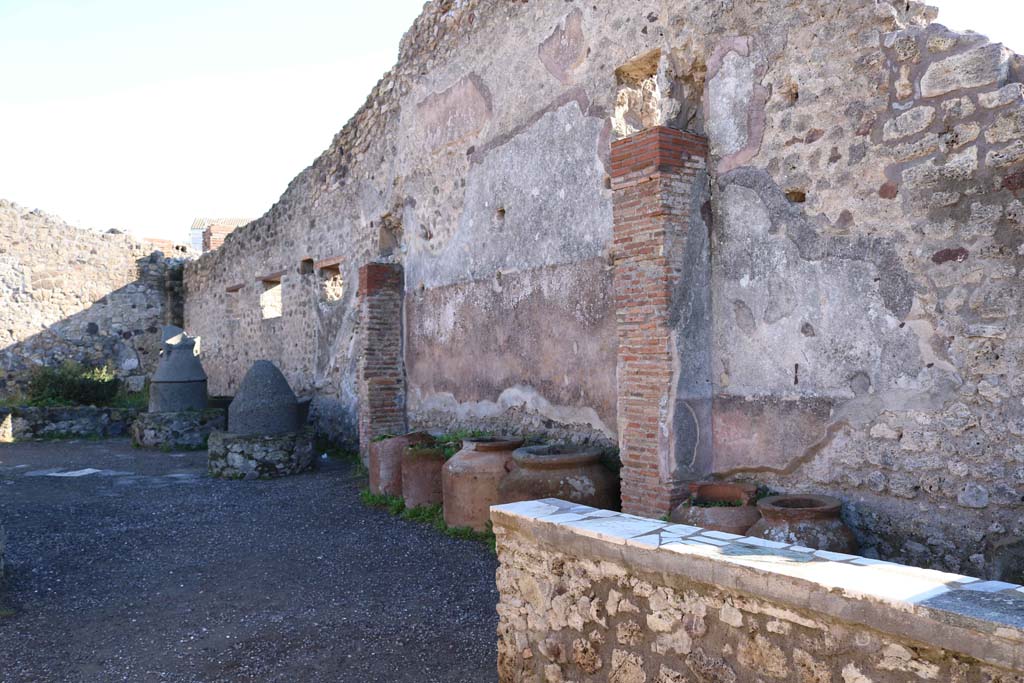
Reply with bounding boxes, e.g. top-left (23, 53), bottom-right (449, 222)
top-left (377, 211), bottom-right (403, 258)
top-left (315, 257), bottom-right (345, 303)
top-left (612, 49), bottom-right (706, 139)
top-left (298, 258), bottom-right (314, 275)
top-left (257, 272), bottom-right (284, 320)
top-left (225, 283), bottom-right (243, 320)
